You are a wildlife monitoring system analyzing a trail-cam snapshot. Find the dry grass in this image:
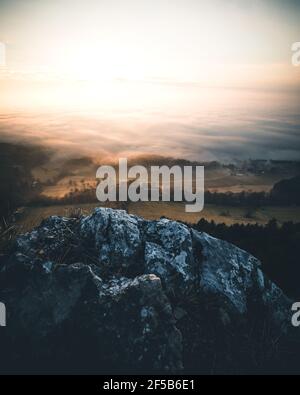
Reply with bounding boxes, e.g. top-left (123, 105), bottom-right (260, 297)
top-left (11, 202), bottom-right (300, 235)
top-left (128, 202), bottom-right (300, 225)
